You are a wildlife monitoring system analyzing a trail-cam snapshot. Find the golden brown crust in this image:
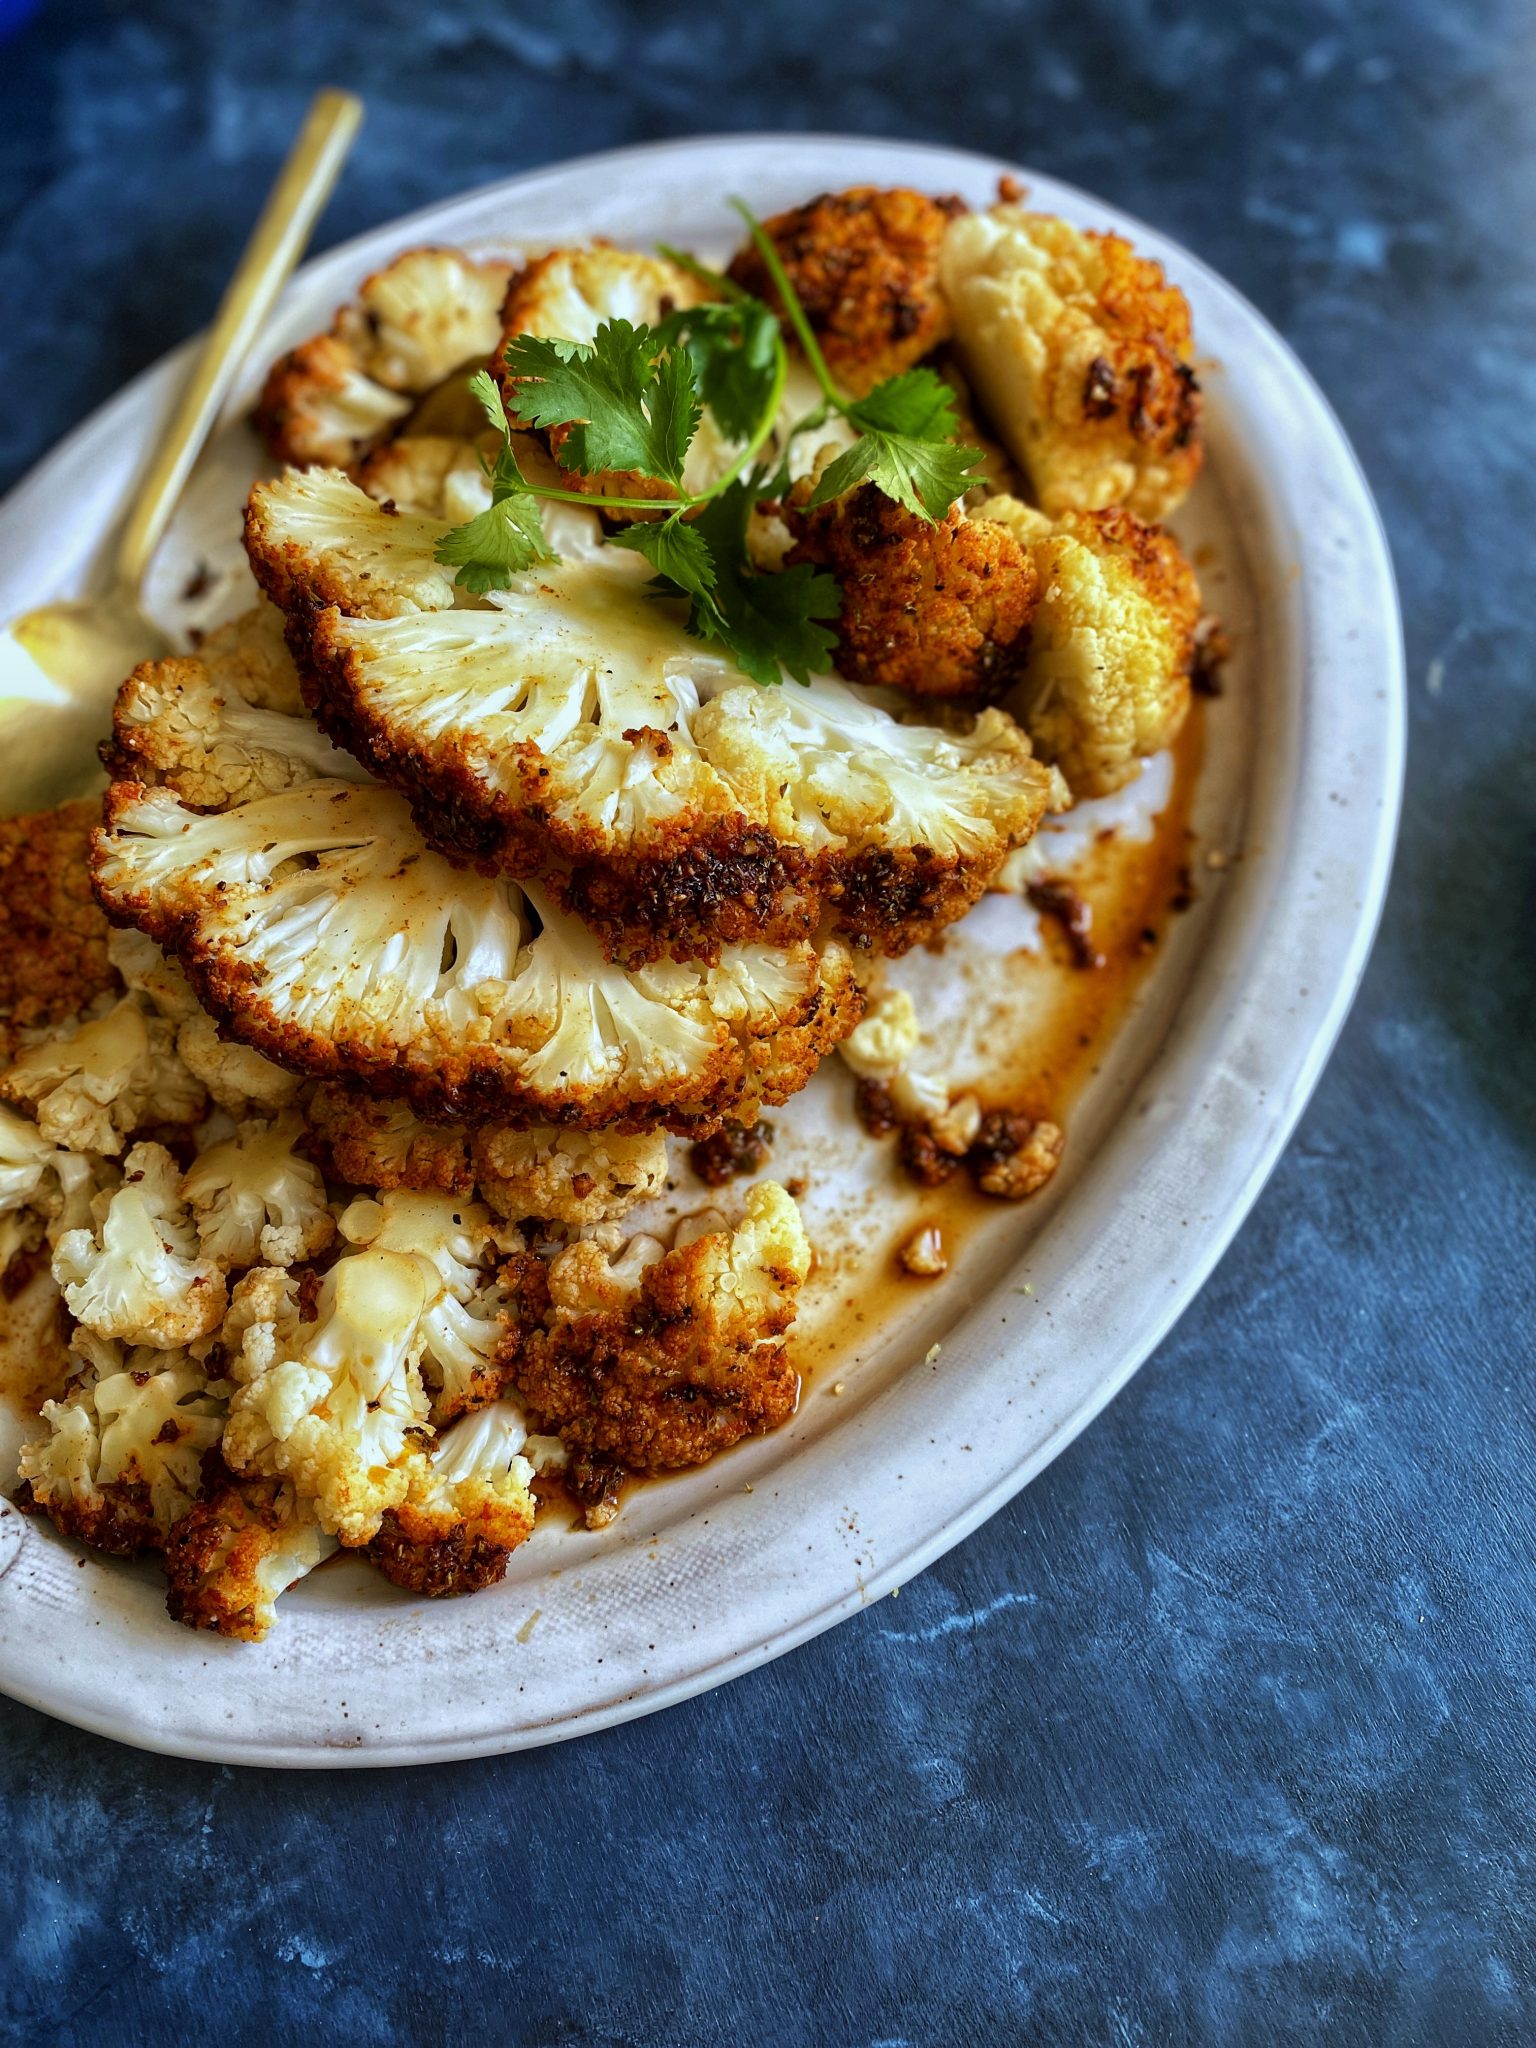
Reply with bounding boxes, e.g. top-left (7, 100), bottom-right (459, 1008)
top-left (14, 1474), bottom-right (163, 1558)
top-left (728, 186), bottom-right (966, 396)
top-left (366, 1511), bottom-right (514, 1597)
top-left (499, 1248), bottom-right (800, 1473)
top-left (162, 1475), bottom-right (290, 1639)
top-left (306, 1084), bottom-right (475, 1194)
top-left (1074, 231), bottom-right (1202, 467)
top-left (0, 801), bottom-right (118, 1063)
top-left (783, 483), bottom-right (1038, 699)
